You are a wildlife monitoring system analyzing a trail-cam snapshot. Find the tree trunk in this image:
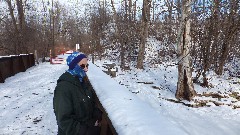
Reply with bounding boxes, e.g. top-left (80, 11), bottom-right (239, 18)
top-left (6, 0), bottom-right (19, 54)
top-left (152, 0), bottom-right (155, 22)
top-left (133, 0), bottom-right (137, 21)
top-left (110, 0), bottom-right (118, 34)
top-left (165, 0), bottom-right (174, 43)
top-left (137, 0), bottom-right (151, 69)
top-left (51, 0), bottom-right (55, 57)
top-left (110, 0), bottom-right (125, 68)
top-left (128, 0), bottom-right (132, 21)
top-left (175, 0), bottom-right (196, 101)
top-left (16, 0), bottom-right (27, 53)
top-left (217, 0), bottom-right (239, 75)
